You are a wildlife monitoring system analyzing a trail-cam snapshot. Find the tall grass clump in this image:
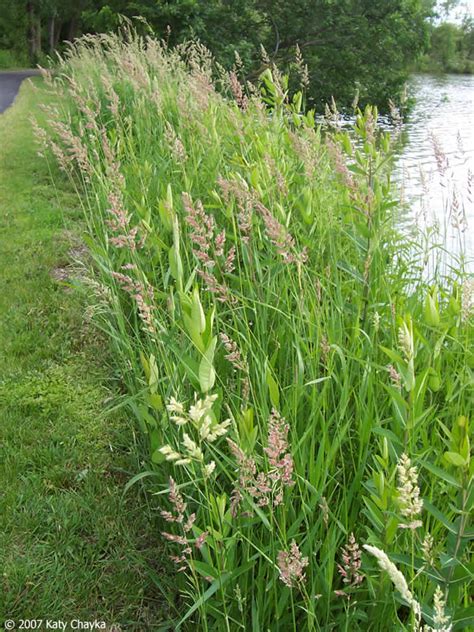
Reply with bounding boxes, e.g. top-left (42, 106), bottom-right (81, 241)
top-left (36, 28), bottom-right (473, 631)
